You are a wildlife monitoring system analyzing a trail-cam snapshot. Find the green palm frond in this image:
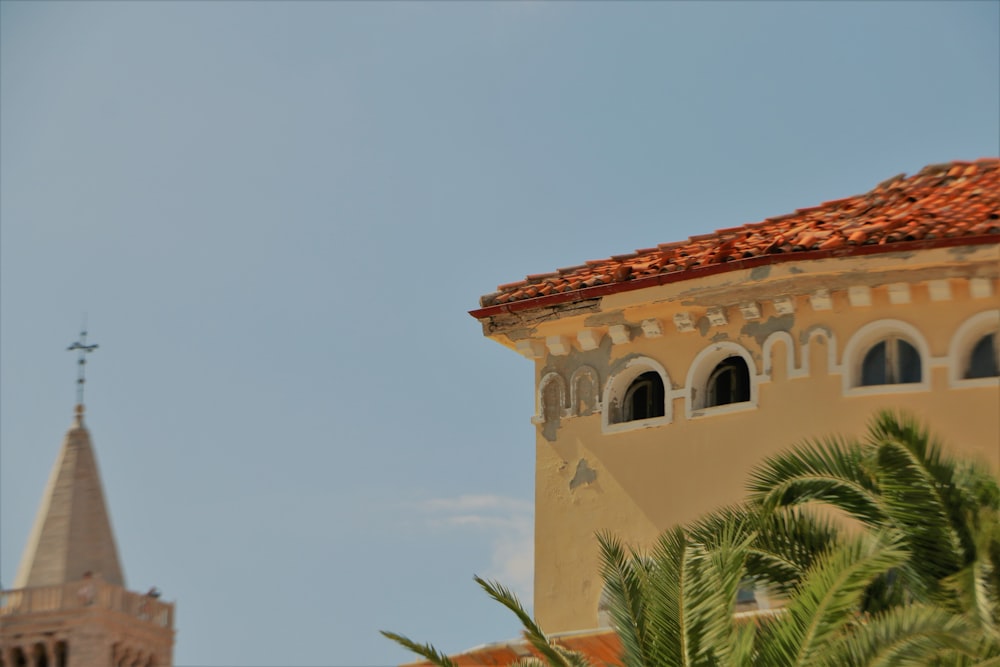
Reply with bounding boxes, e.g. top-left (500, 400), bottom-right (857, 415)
top-left (818, 603), bottom-right (983, 667)
top-left (474, 575), bottom-right (594, 667)
top-left (597, 532), bottom-right (654, 667)
top-left (603, 519), bottom-right (756, 667)
top-left (695, 505), bottom-right (842, 598)
top-left (379, 630), bottom-right (459, 667)
top-left (867, 411), bottom-right (965, 584)
top-left (755, 531), bottom-right (909, 667)
top-left (747, 434), bottom-right (886, 526)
